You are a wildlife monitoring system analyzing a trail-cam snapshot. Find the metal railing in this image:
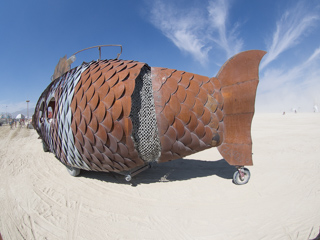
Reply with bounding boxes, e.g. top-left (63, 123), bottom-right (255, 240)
top-left (51, 45), bottom-right (123, 81)
top-left (71, 44), bottom-right (123, 60)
